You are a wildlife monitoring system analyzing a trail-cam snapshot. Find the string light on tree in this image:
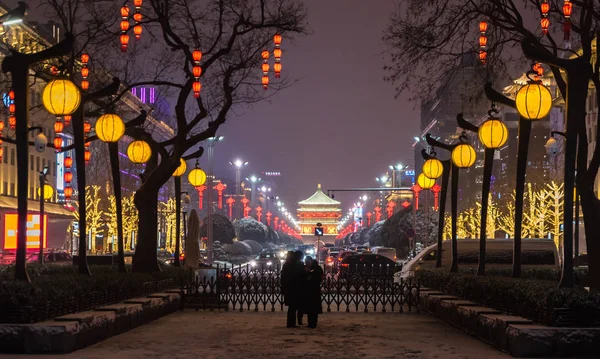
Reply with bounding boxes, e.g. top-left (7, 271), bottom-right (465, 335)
top-left (261, 50), bottom-right (270, 90)
top-left (479, 20), bottom-right (488, 65)
top-left (541, 0), bottom-right (550, 35)
top-left (563, 0), bottom-right (572, 41)
top-left (273, 33), bottom-right (282, 78)
top-left (120, 6), bottom-right (130, 52)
